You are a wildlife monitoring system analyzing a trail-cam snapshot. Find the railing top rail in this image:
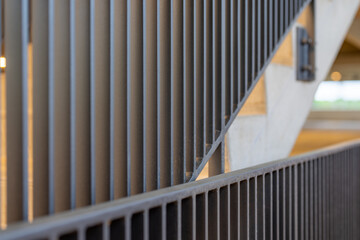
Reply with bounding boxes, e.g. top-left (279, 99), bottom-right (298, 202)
top-left (1, 138), bottom-right (359, 239)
